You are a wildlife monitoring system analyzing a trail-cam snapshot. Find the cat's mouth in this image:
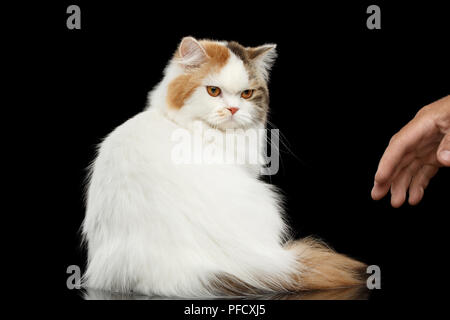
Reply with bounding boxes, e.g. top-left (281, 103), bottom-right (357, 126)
top-left (205, 117), bottom-right (251, 131)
